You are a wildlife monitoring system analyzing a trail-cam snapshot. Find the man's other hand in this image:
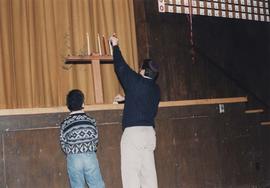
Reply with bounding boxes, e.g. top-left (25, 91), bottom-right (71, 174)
top-left (109, 34), bottom-right (118, 46)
